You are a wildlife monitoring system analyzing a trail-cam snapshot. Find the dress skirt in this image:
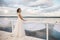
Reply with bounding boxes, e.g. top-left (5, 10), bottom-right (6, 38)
top-left (12, 18), bottom-right (25, 38)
